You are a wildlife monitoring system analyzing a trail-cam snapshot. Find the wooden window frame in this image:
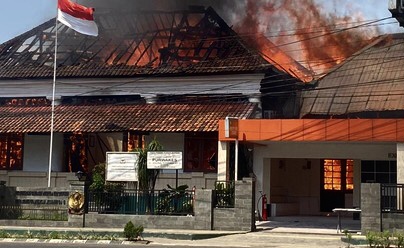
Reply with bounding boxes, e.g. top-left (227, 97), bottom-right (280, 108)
top-left (0, 133), bottom-right (24, 170)
top-left (322, 159), bottom-right (353, 192)
top-left (184, 132), bottom-right (217, 173)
